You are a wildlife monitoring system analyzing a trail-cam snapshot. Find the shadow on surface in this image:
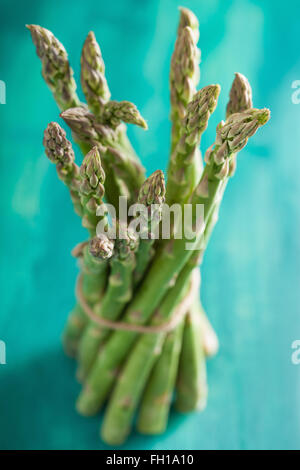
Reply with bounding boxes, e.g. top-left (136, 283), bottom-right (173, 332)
top-left (0, 348), bottom-right (190, 450)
